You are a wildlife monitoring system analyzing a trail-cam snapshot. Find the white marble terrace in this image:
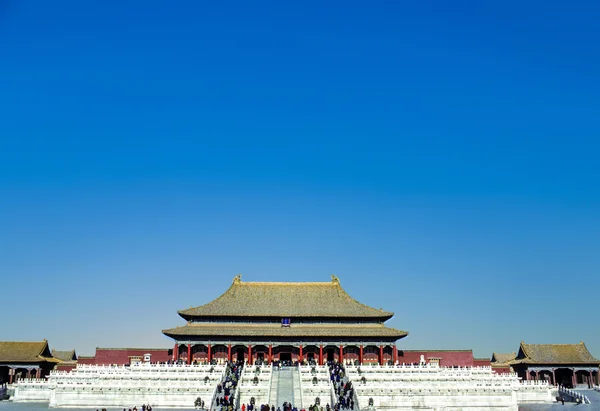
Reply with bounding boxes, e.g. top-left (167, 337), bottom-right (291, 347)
top-left (10, 362), bottom-right (556, 410)
top-left (345, 363), bottom-right (554, 410)
top-left (12, 363), bottom-right (227, 408)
